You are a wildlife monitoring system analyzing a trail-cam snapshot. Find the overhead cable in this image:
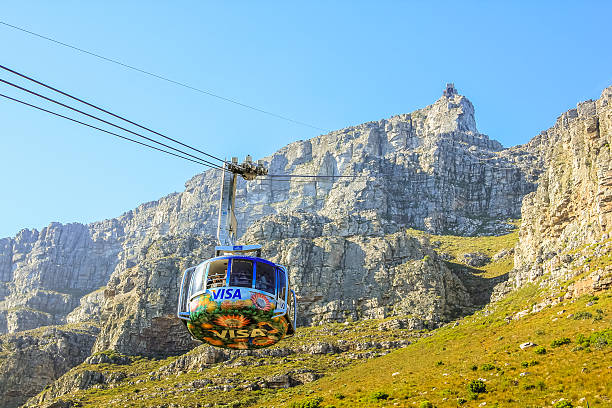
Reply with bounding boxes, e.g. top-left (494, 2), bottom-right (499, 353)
top-left (0, 93), bottom-right (224, 170)
top-left (265, 174), bottom-right (363, 179)
top-left (0, 77), bottom-right (227, 171)
top-left (0, 21), bottom-right (327, 132)
top-left (0, 64), bottom-right (226, 165)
